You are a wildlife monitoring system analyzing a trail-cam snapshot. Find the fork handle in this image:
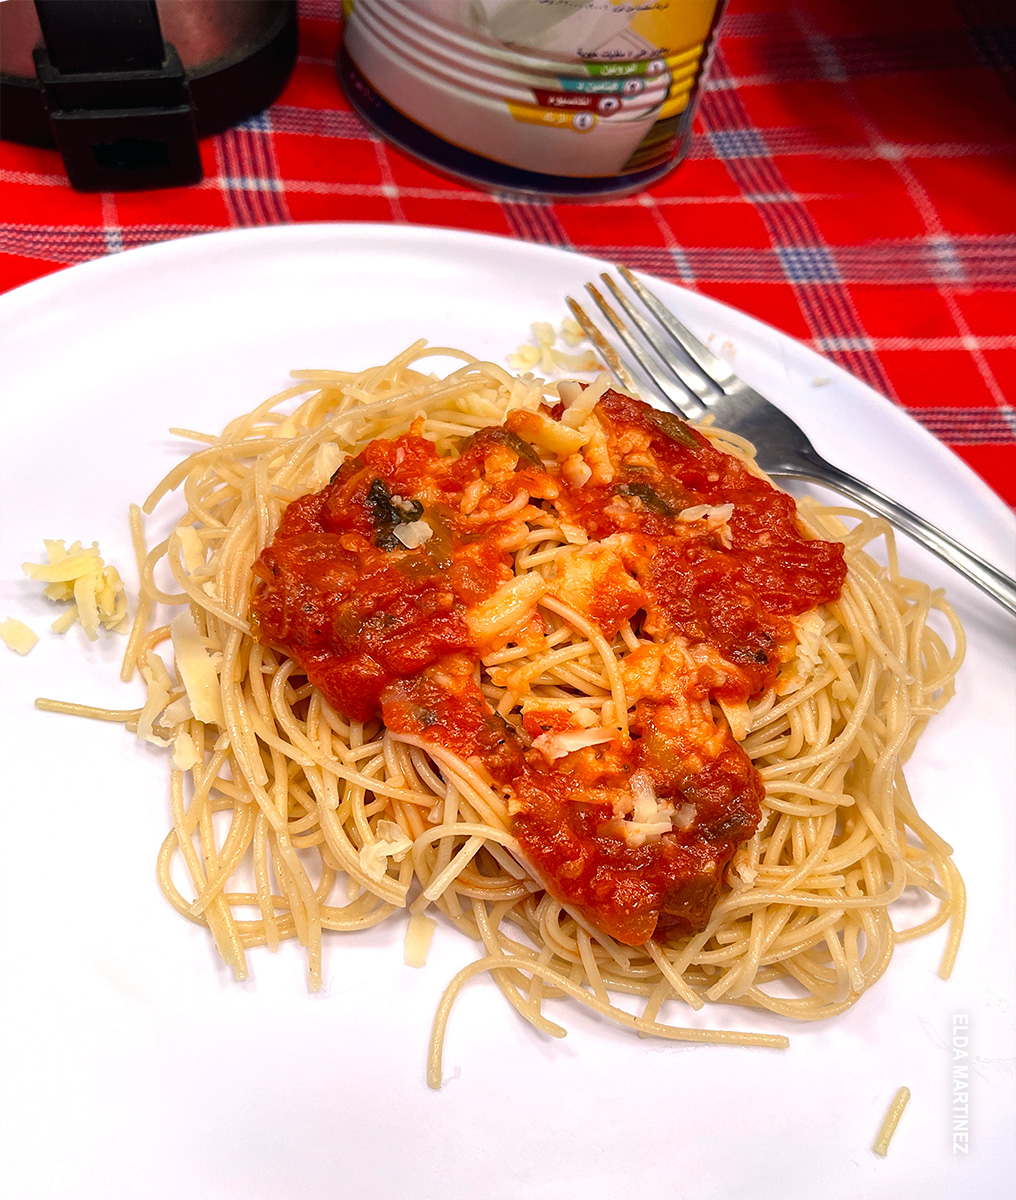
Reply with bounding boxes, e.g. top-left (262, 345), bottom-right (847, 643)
top-left (774, 450), bottom-right (1016, 615)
